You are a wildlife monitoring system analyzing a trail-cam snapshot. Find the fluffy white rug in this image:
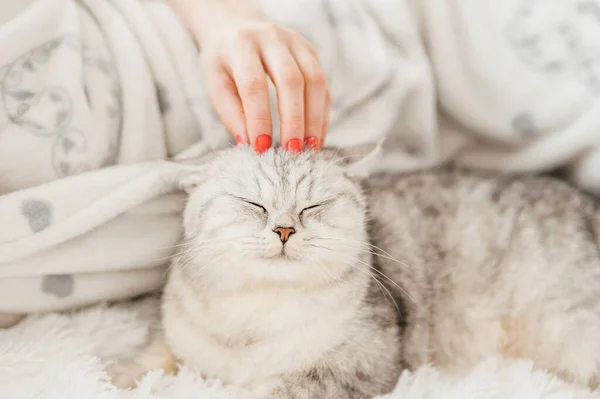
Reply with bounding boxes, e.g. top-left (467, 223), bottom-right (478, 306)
top-left (0, 296), bottom-right (597, 399)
